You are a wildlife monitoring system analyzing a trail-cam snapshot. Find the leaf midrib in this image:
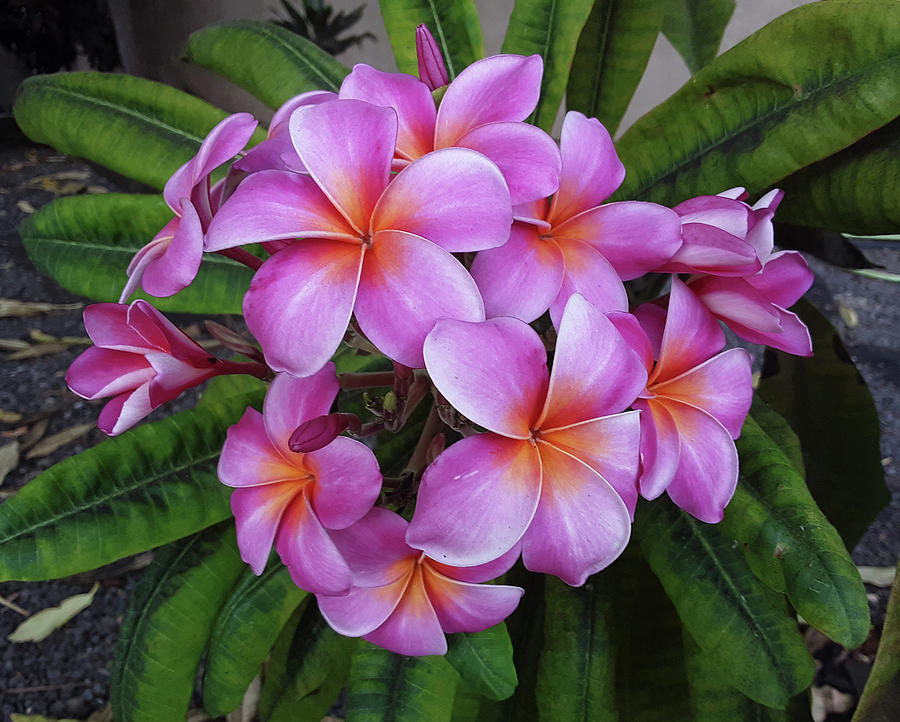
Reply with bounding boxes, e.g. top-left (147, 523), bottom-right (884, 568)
top-left (27, 235), bottom-right (246, 267)
top-left (243, 22), bottom-right (344, 92)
